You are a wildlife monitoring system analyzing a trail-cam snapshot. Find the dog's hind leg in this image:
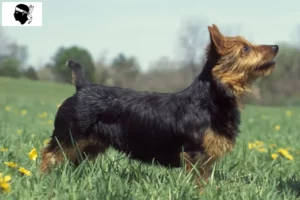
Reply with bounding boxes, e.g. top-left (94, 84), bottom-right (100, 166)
top-left (40, 130), bottom-right (108, 173)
